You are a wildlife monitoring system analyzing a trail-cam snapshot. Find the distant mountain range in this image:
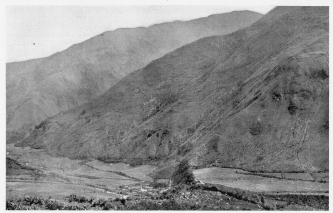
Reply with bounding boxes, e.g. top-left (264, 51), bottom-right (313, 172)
top-left (15, 7), bottom-right (329, 174)
top-left (6, 10), bottom-right (262, 143)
